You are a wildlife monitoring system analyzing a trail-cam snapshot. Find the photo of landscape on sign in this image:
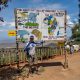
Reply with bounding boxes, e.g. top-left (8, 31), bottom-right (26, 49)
top-left (16, 9), bottom-right (66, 42)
